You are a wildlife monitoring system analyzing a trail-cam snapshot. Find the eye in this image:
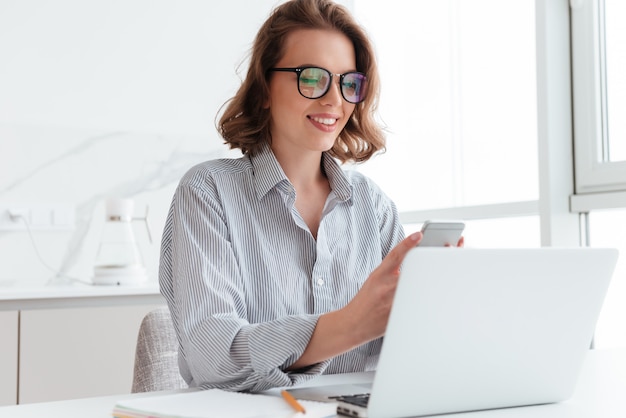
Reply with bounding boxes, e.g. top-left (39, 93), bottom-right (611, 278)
top-left (300, 76), bottom-right (319, 86)
top-left (342, 80), bottom-right (357, 93)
